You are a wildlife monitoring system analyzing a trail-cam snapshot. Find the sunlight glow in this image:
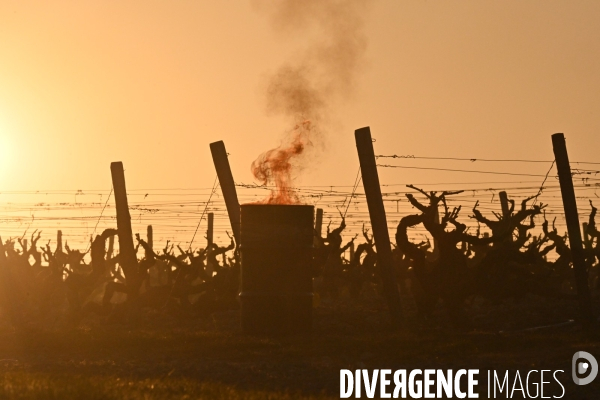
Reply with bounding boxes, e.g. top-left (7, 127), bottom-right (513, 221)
top-left (0, 130), bottom-right (13, 186)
